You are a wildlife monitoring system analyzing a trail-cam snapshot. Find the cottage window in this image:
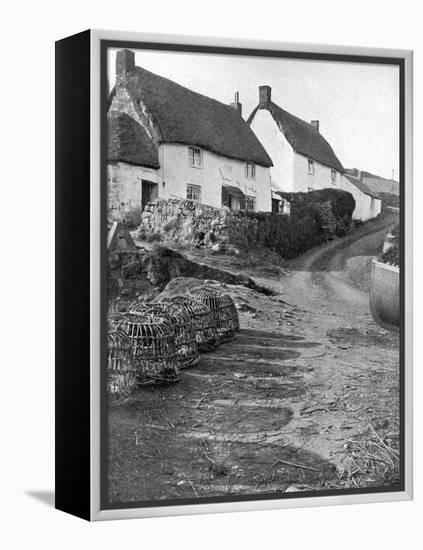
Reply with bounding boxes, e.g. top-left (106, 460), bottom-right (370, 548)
top-left (271, 198), bottom-right (280, 213)
top-left (331, 170), bottom-right (336, 184)
top-left (246, 163), bottom-right (256, 179)
top-left (186, 184), bottom-right (201, 202)
top-left (245, 196), bottom-right (256, 211)
top-left (188, 146), bottom-right (202, 168)
top-left (308, 159), bottom-right (315, 175)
